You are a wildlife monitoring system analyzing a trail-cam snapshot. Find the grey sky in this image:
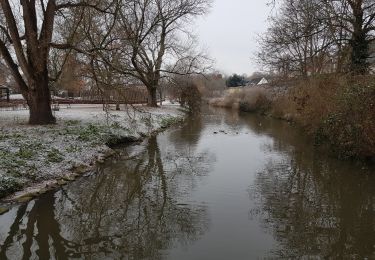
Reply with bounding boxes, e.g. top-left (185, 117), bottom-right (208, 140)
top-left (195, 0), bottom-right (271, 76)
